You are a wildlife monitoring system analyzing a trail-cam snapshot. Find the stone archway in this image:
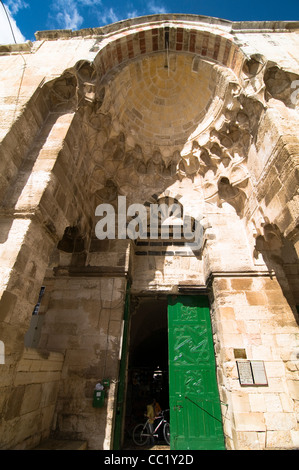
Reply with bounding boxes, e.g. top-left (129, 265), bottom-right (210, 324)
top-left (0, 19), bottom-right (269, 449)
top-left (1, 15), bottom-right (299, 450)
